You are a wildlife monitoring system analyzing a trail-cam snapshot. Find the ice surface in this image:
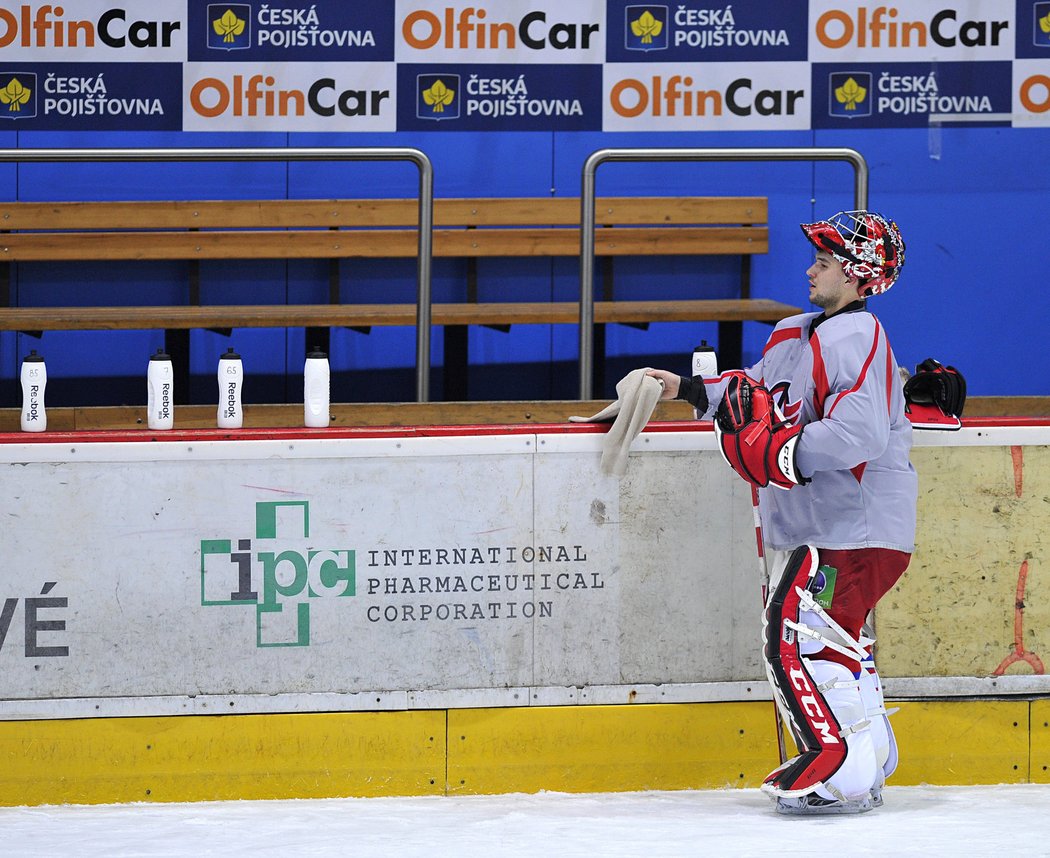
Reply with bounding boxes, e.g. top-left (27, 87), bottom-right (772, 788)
top-left (3, 784), bottom-right (1049, 857)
